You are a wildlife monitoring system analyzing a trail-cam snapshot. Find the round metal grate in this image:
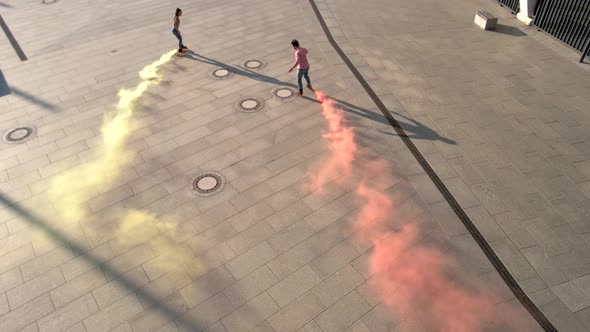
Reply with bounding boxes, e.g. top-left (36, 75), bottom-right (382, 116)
top-left (273, 87), bottom-right (295, 99)
top-left (243, 59), bottom-right (265, 70)
top-left (237, 97), bottom-right (264, 113)
top-left (3, 127), bottom-right (35, 144)
top-left (192, 171), bottom-right (225, 196)
top-left (211, 68), bottom-right (233, 79)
